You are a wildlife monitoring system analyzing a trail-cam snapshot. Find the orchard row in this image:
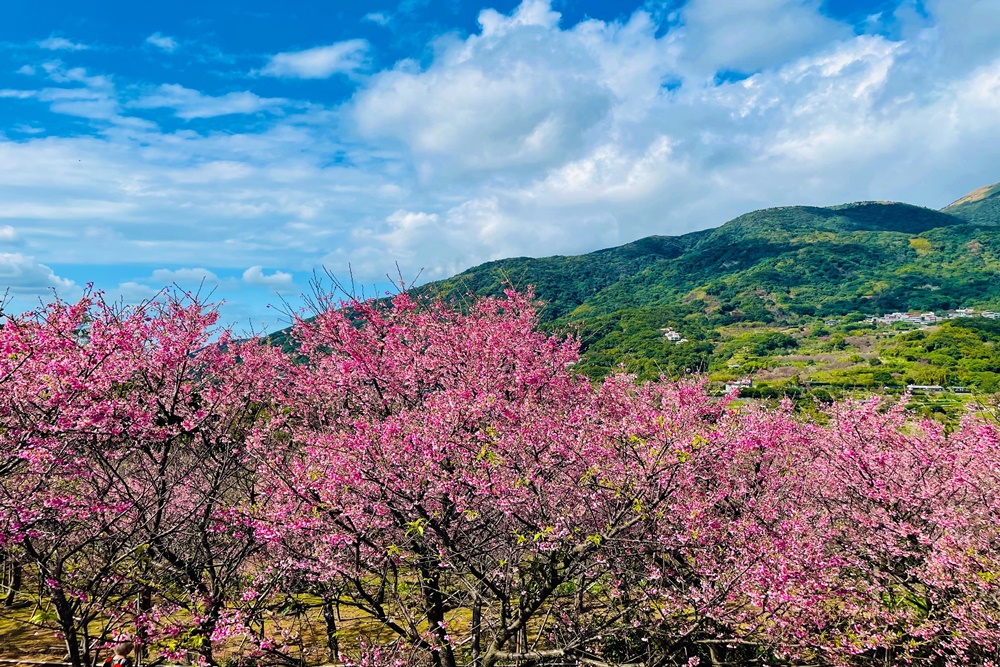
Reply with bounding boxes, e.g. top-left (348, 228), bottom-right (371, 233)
top-left (1, 289), bottom-right (999, 667)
